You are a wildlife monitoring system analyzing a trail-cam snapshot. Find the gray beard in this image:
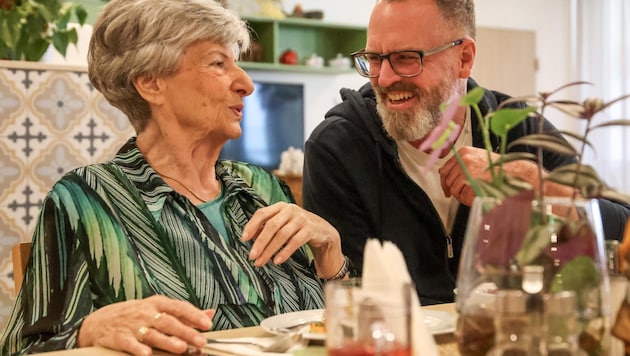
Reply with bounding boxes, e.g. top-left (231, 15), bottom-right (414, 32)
top-left (376, 98), bottom-right (441, 141)
top-left (375, 74), bottom-right (460, 142)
